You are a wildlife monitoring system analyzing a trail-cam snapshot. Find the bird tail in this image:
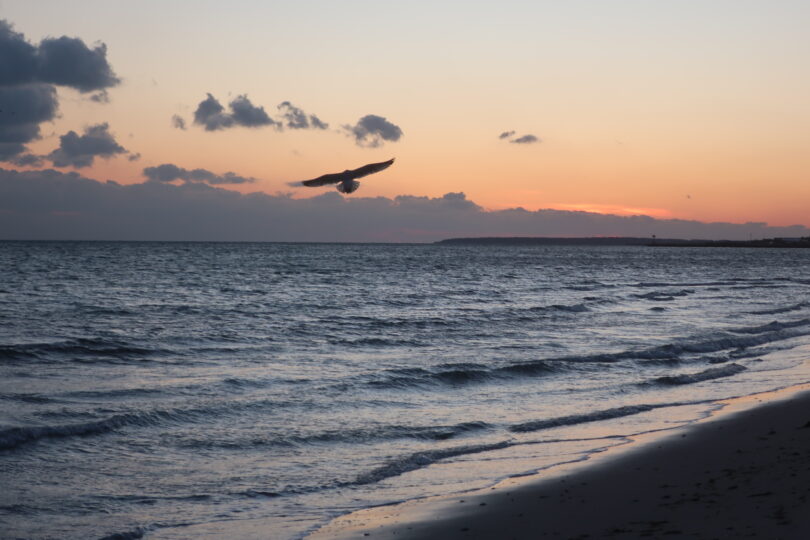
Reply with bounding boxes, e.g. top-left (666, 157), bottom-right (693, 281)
top-left (337, 180), bottom-right (360, 194)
